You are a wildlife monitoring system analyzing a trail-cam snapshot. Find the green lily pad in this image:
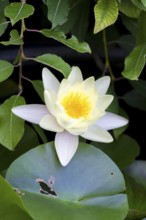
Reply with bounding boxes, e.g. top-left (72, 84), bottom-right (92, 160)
top-left (6, 142), bottom-right (128, 220)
